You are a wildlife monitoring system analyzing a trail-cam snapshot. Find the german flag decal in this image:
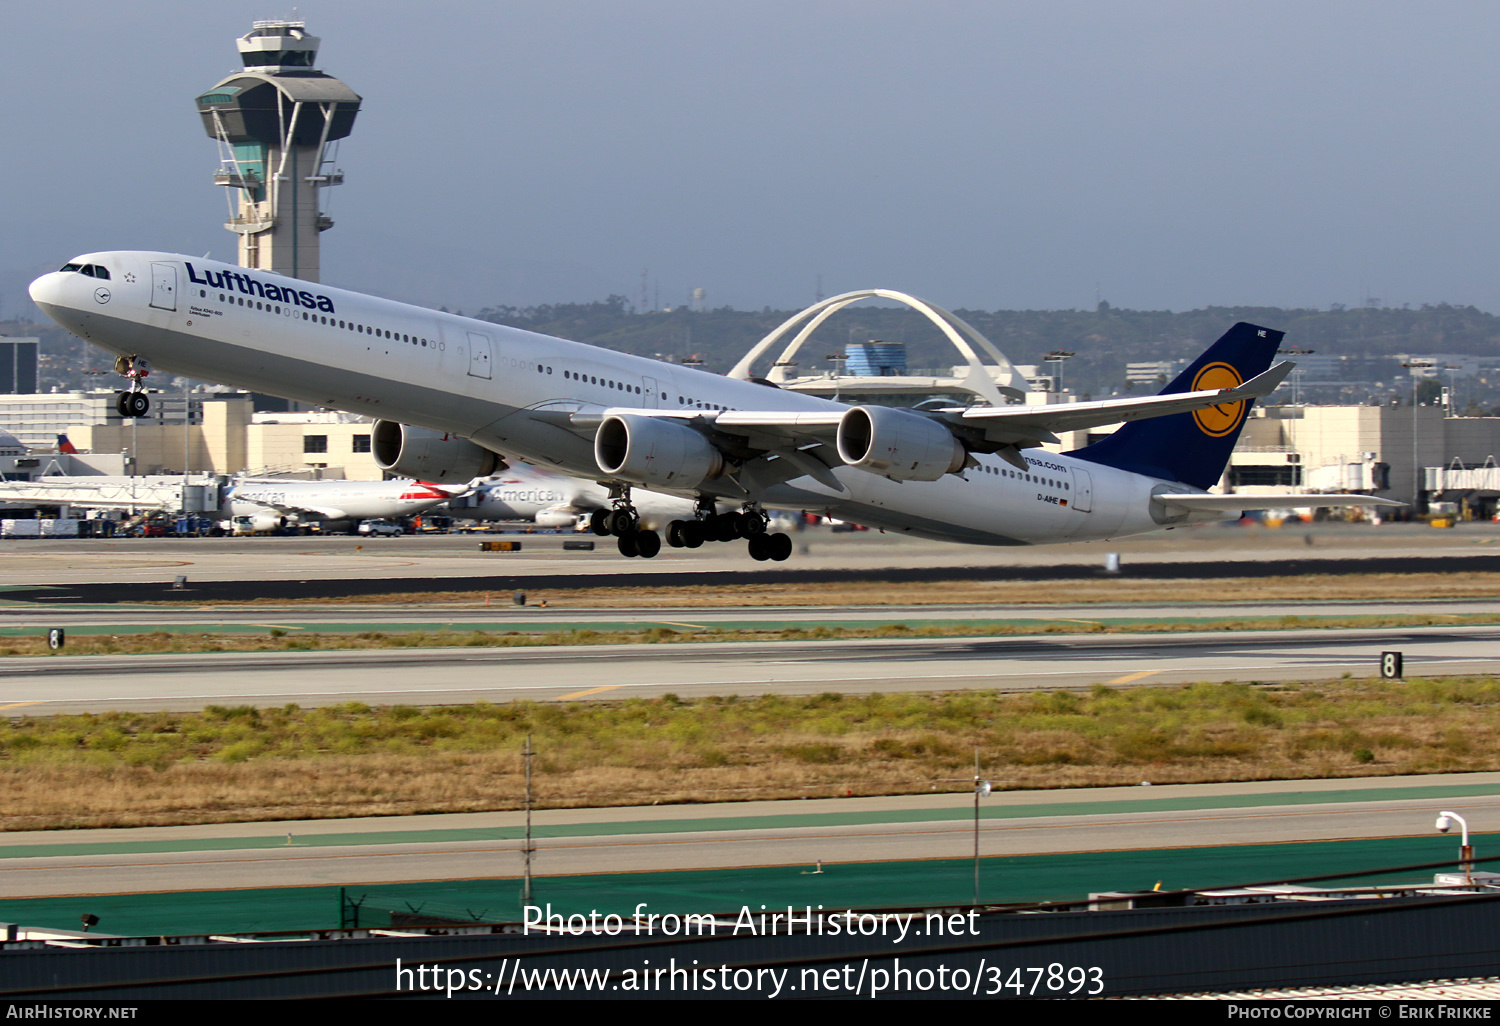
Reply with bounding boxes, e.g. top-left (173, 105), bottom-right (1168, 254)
top-left (1190, 362), bottom-right (1247, 437)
